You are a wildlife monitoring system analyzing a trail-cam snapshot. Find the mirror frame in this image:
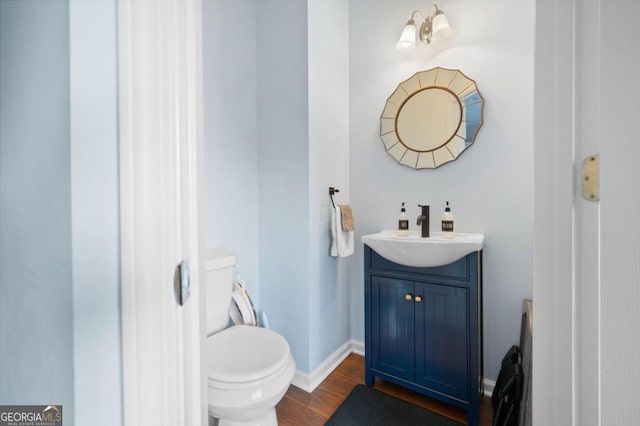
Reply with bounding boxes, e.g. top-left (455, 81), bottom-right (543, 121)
top-left (380, 67), bottom-right (484, 169)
